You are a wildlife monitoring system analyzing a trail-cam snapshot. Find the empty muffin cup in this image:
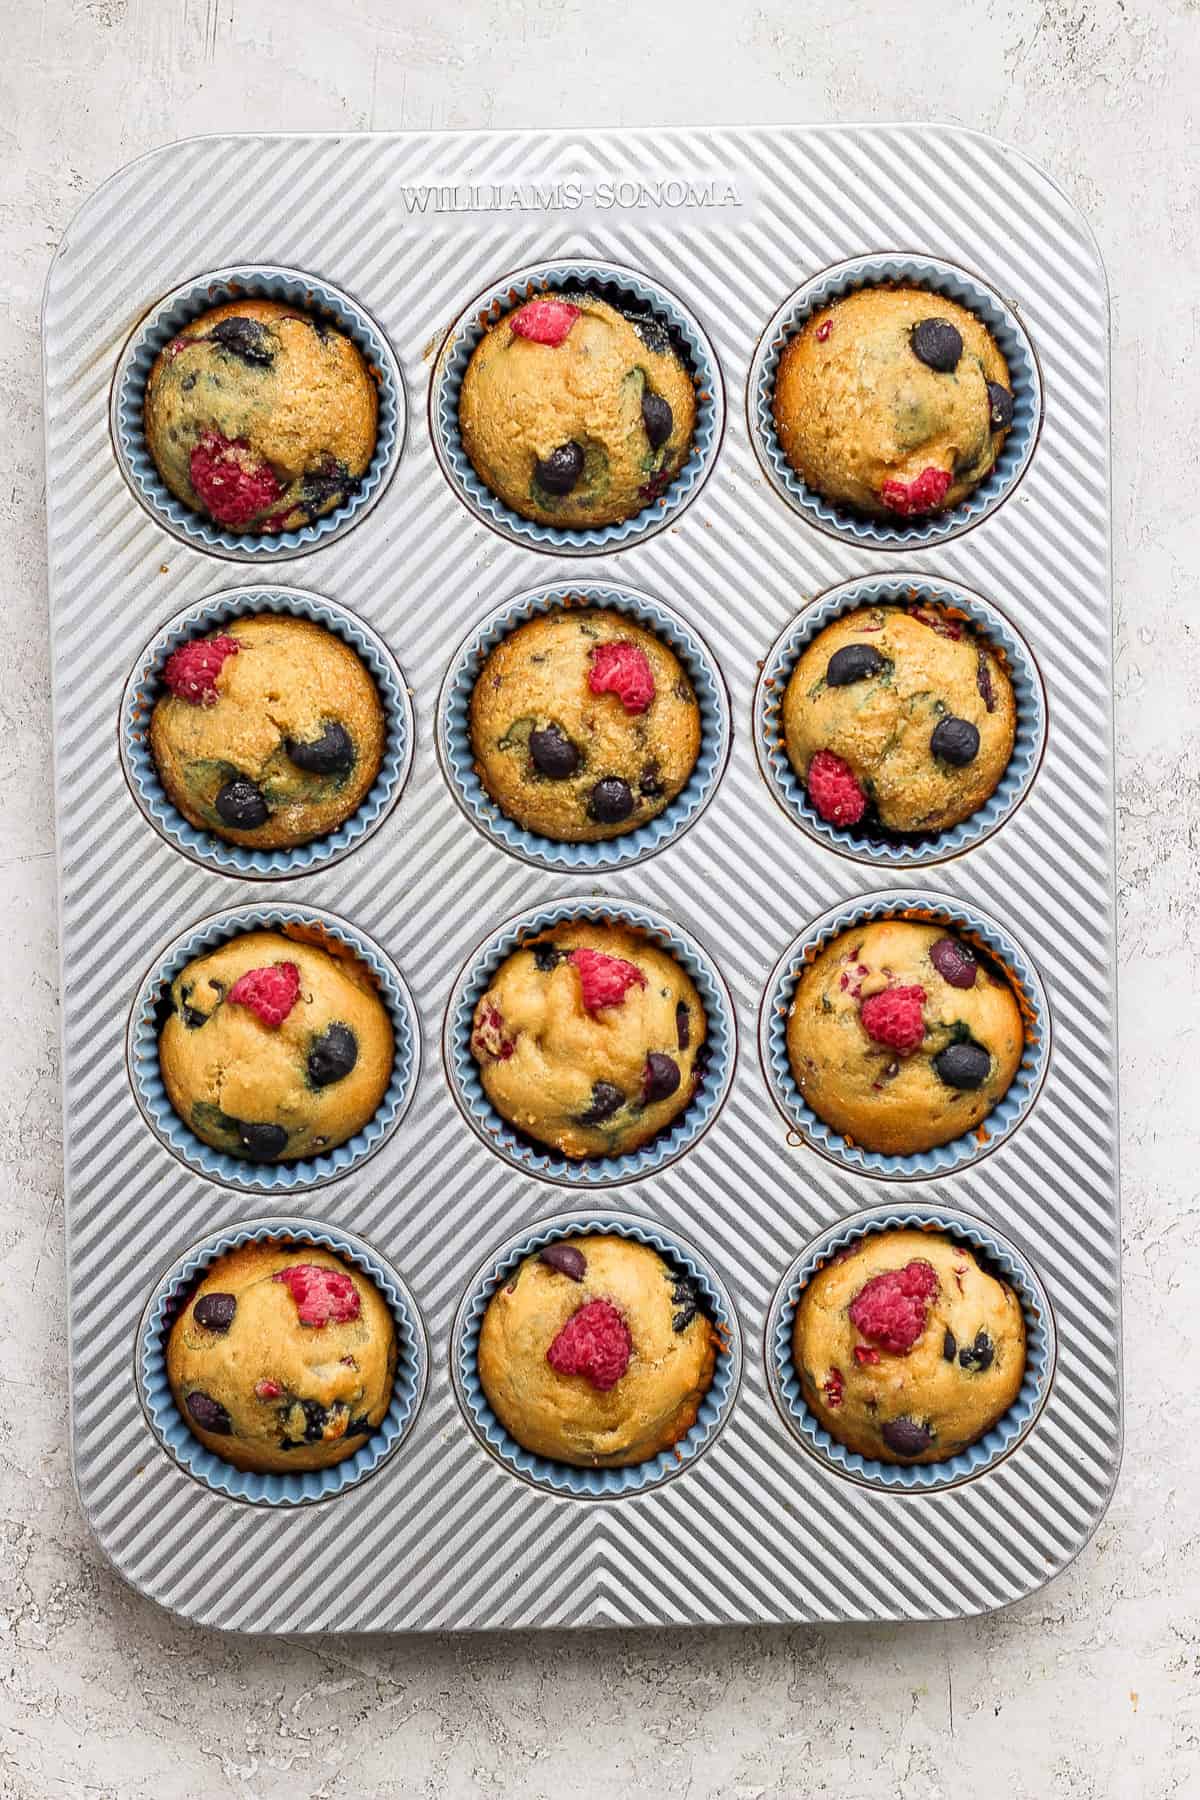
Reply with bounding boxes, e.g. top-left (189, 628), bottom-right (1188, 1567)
top-left (444, 896), bottom-right (736, 1187)
top-left (453, 1209), bottom-right (741, 1498)
top-left (437, 580), bottom-right (731, 872)
top-left (128, 902), bottom-right (420, 1196)
top-left (121, 586), bottom-right (413, 879)
top-left (431, 259), bottom-right (724, 554)
top-left (766, 1202), bottom-right (1055, 1493)
top-left (759, 889), bottom-right (1050, 1180)
top-left (749, 252), bottom-right (1042, 549)
top-left (137, 1216), bottom-right (427, 1506)
top-left (754, 574), bottom-right (1046, 868)
top-left (112, 264), bottom-right (404, 560)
